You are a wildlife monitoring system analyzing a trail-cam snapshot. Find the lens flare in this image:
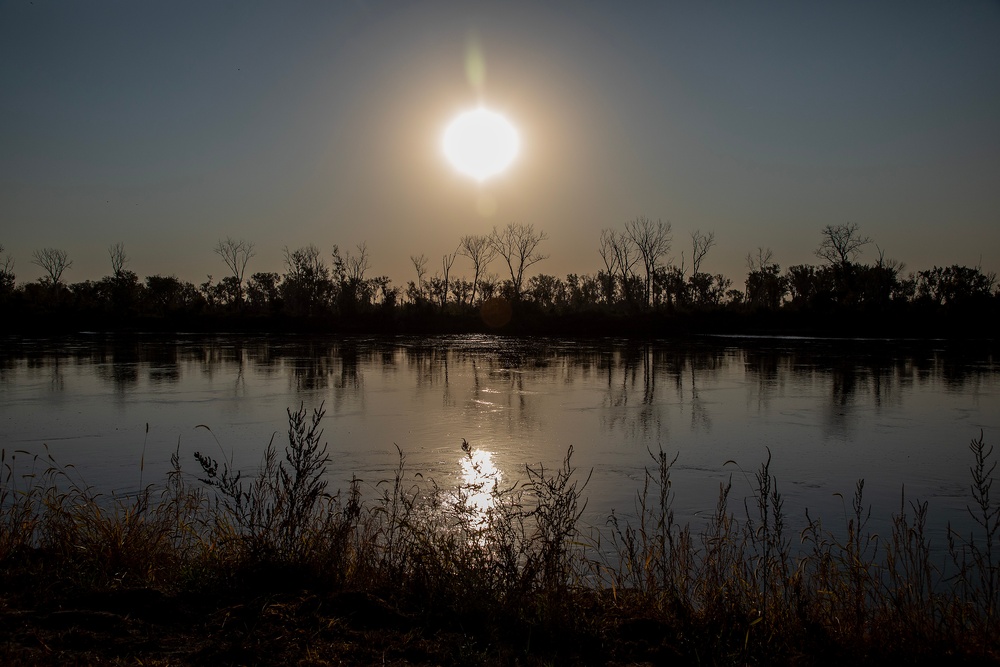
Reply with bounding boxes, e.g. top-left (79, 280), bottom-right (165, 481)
top-left (465, 38), bottom-right (486, 90)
